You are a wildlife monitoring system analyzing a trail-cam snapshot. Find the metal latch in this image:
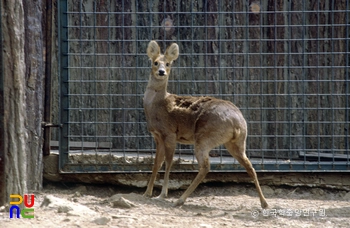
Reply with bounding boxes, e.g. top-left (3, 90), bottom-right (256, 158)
top-left (41, 122), bottom-right (63, 128)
